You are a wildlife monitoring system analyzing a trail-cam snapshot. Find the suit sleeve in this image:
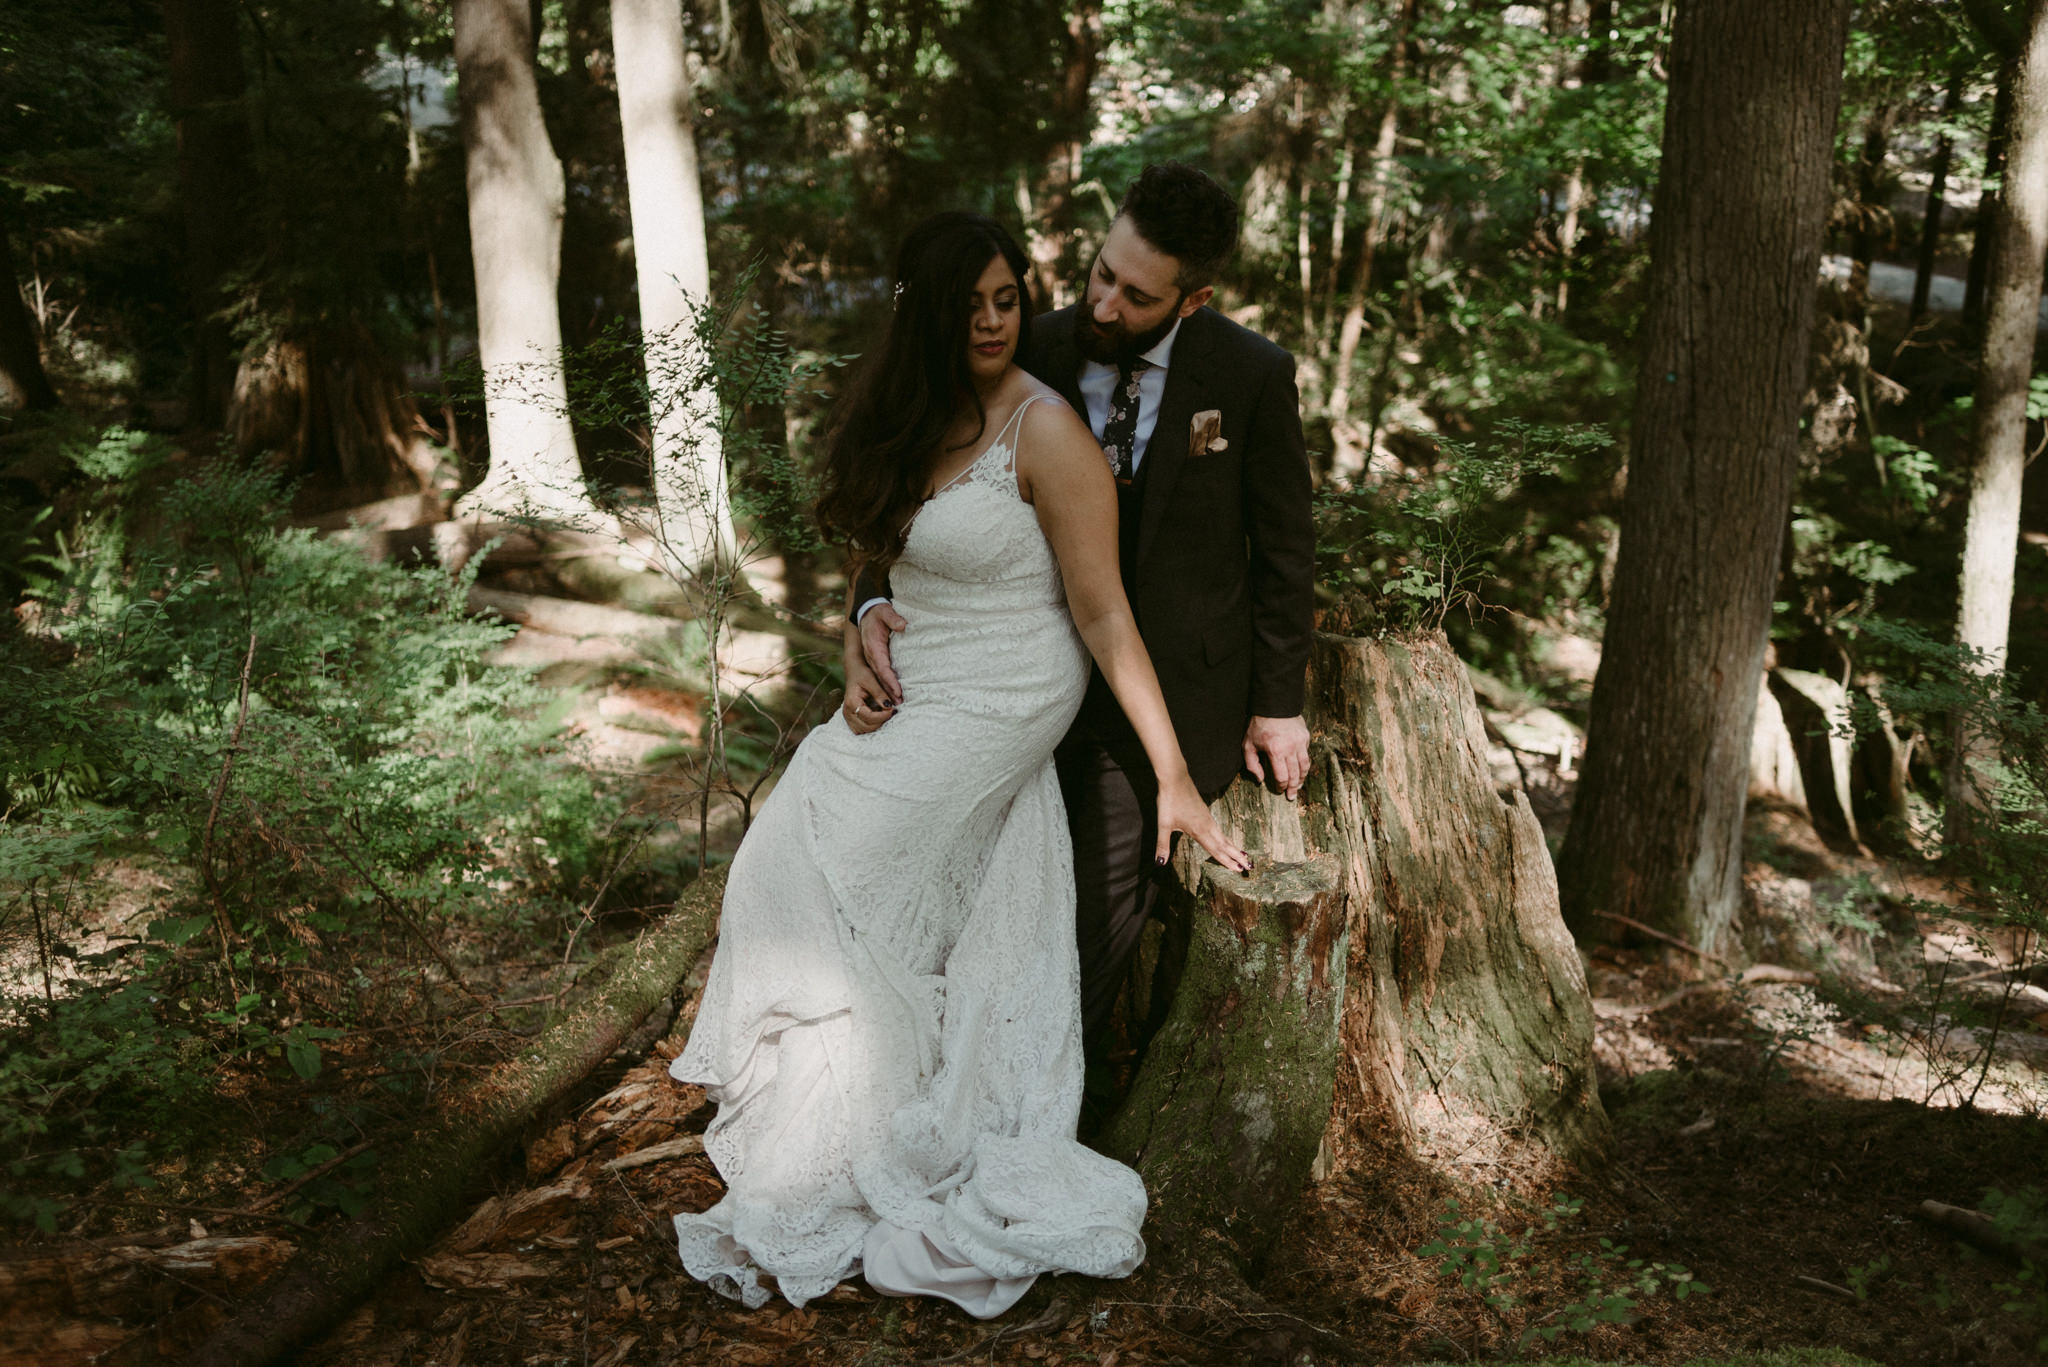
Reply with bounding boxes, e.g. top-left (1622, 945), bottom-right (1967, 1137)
top-left (846, 562), bottom-right (894, 623)
top-left (1240, 349), bottom-right (1315, 718)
